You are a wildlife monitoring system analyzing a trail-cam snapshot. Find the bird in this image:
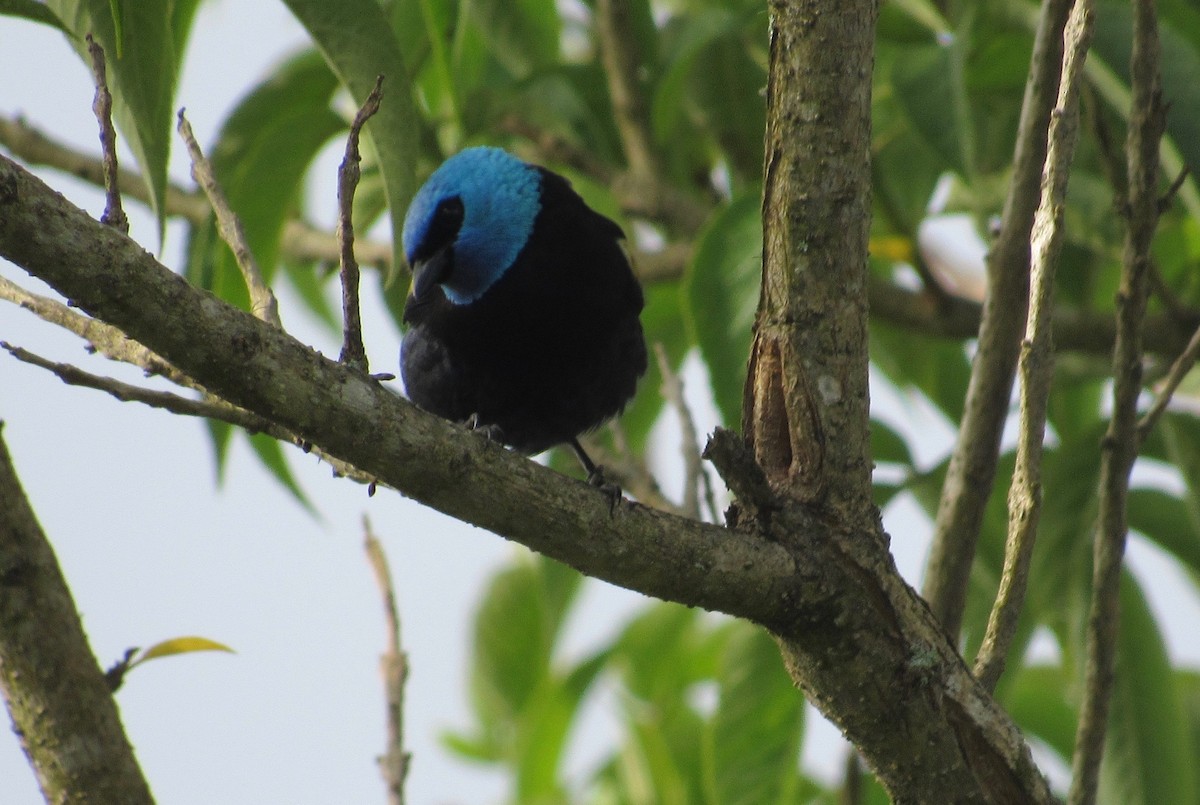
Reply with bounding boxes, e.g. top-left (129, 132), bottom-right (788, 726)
top-left (399, 146), bottom-right (647, 487)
